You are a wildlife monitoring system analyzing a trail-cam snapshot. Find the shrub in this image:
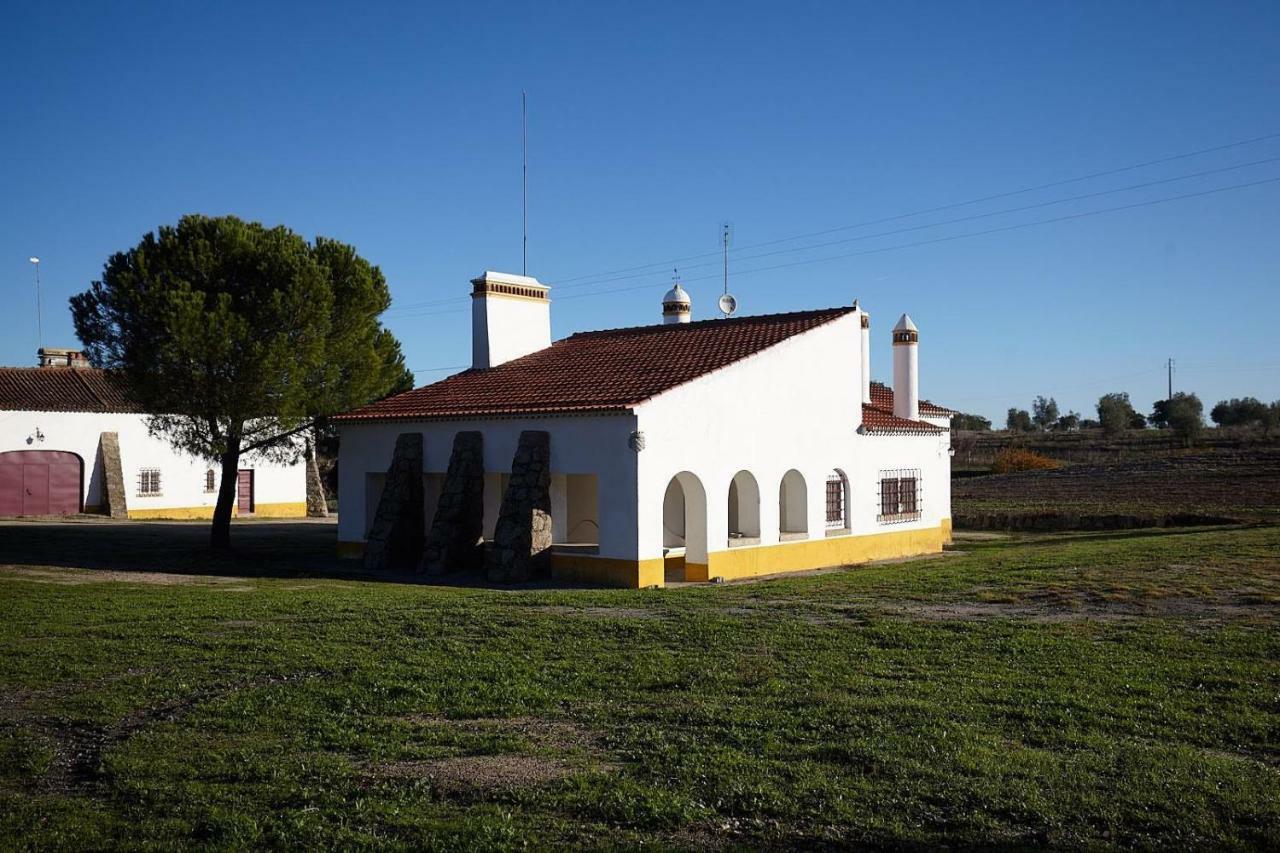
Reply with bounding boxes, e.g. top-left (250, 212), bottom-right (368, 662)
top-left (991, 448), bottom-right (1063, 474)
